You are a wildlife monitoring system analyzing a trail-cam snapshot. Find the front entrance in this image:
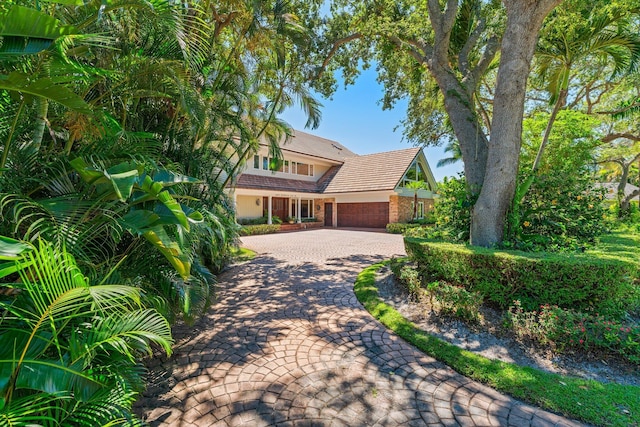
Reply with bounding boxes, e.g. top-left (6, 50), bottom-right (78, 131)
top-left (324, 203), bottom-right (333, 227)
top-left (264, 197), bottom-right (288, 222)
